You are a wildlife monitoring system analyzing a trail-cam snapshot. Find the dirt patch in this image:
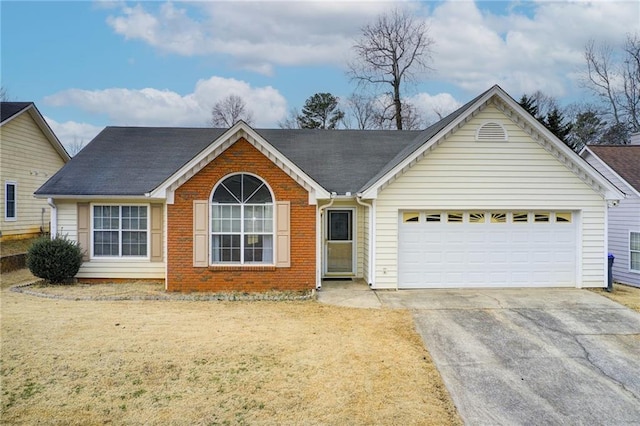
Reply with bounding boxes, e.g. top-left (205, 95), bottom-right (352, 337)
top-left (591, 283), bottom-right (640, 313)
top-left (1, 276), bottom-right (461, 425)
